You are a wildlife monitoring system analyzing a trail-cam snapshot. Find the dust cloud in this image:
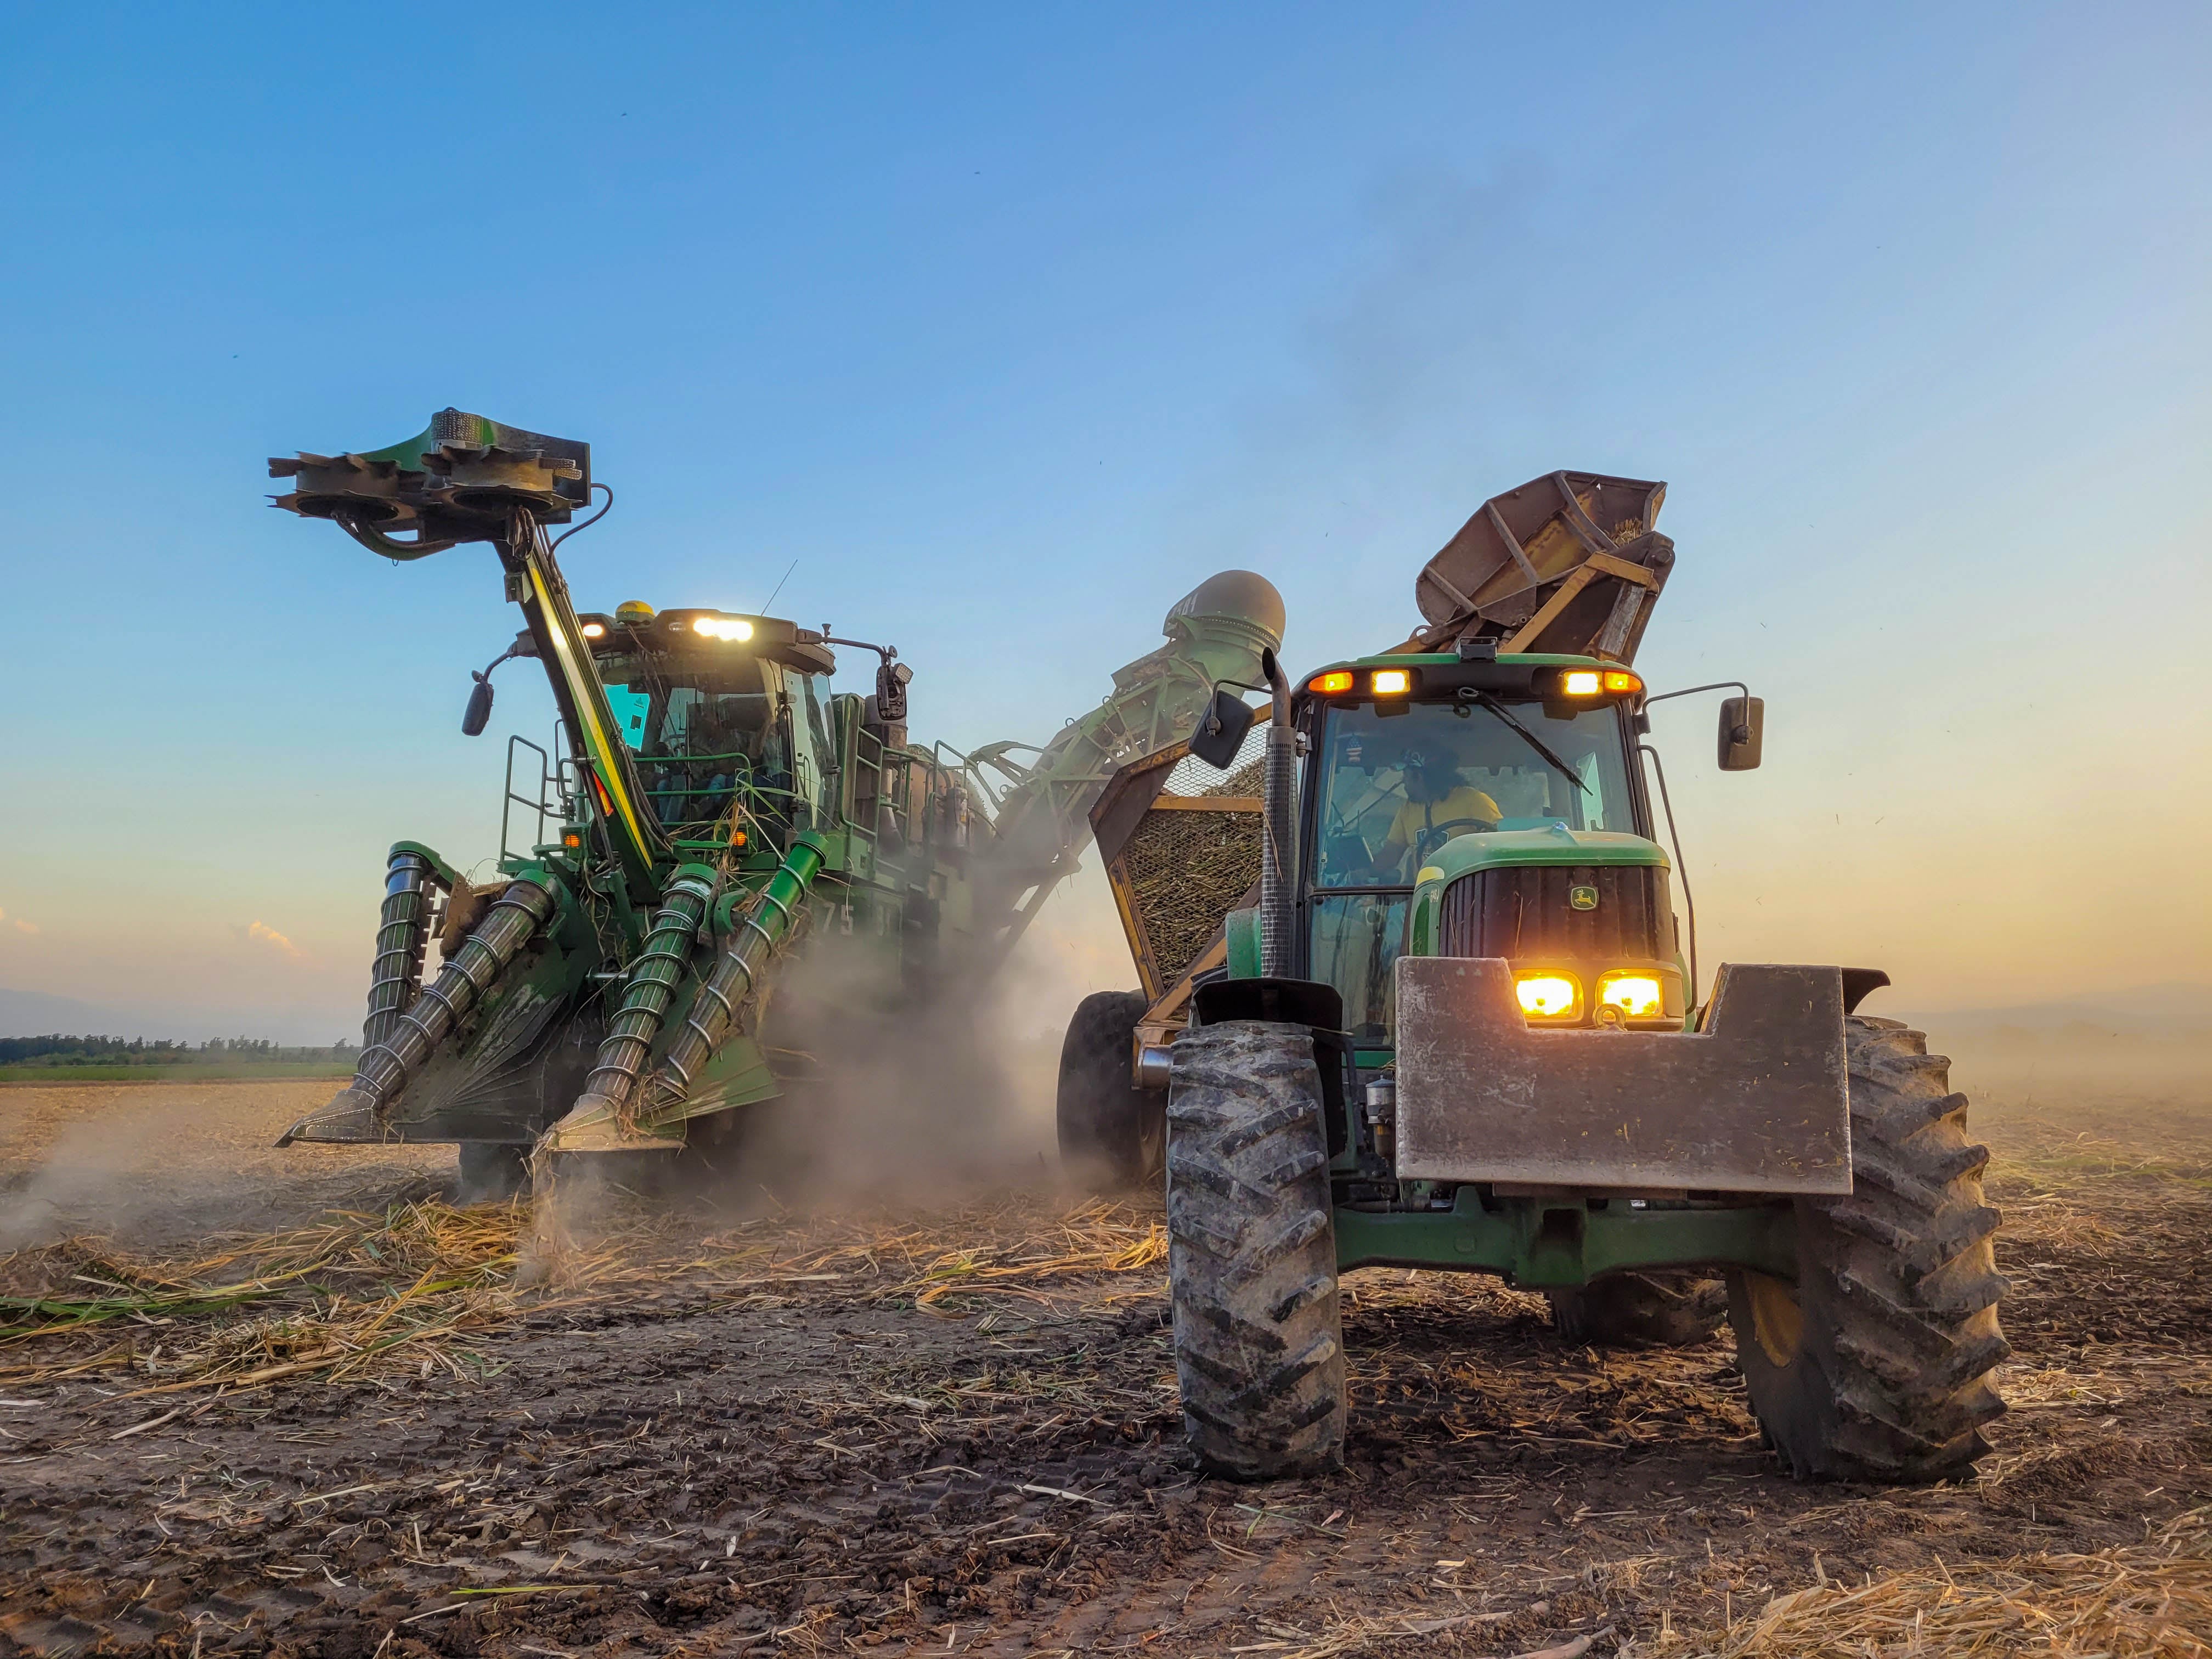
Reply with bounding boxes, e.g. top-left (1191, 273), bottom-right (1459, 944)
top-left (0, 1080), bottom-right (444, 1254)
top-left (1918, 1019), bottom-right (2212, 1117)
top-left (727, 912), bottom-right (1111, 1206)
